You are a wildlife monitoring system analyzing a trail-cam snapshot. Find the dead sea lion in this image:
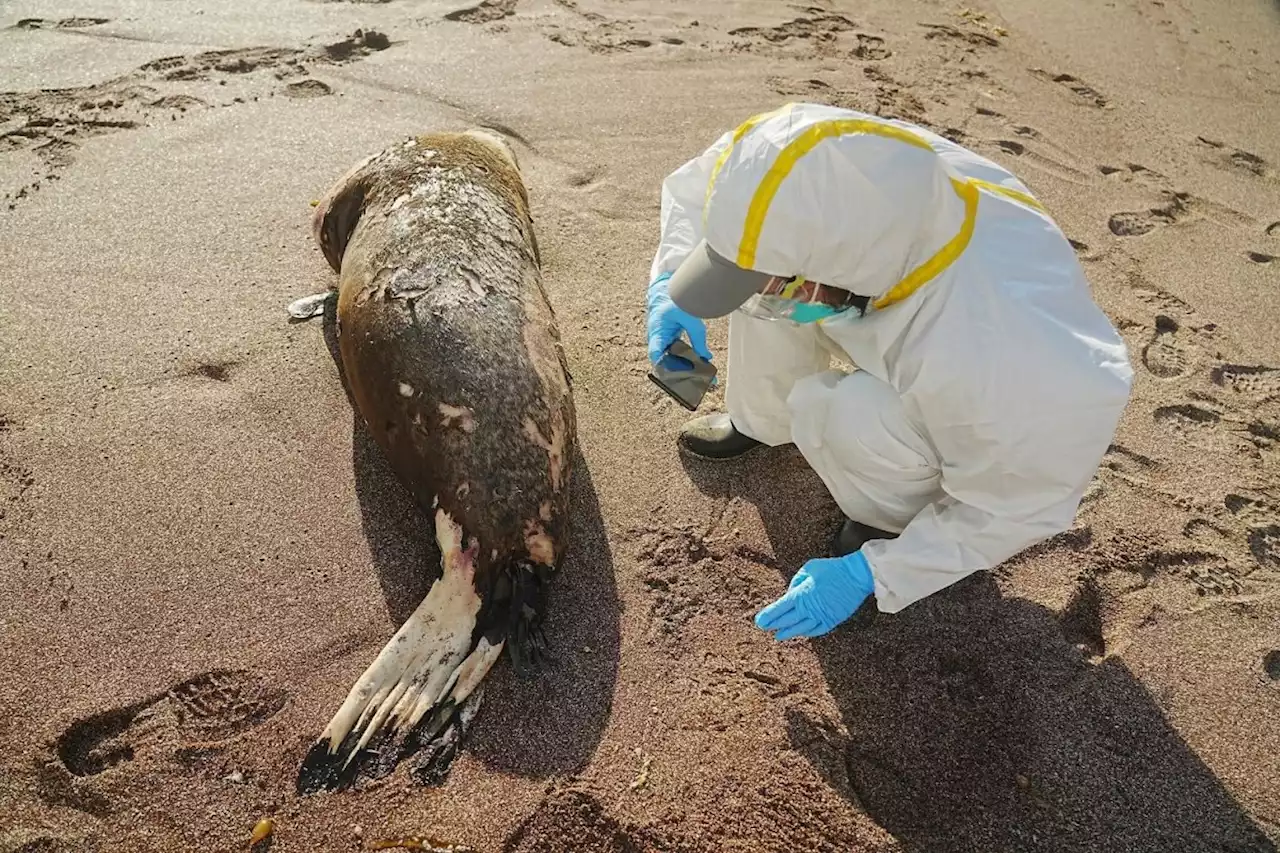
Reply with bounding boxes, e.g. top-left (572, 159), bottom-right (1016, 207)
top-left (292, 128), bottom-right (575, 792)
